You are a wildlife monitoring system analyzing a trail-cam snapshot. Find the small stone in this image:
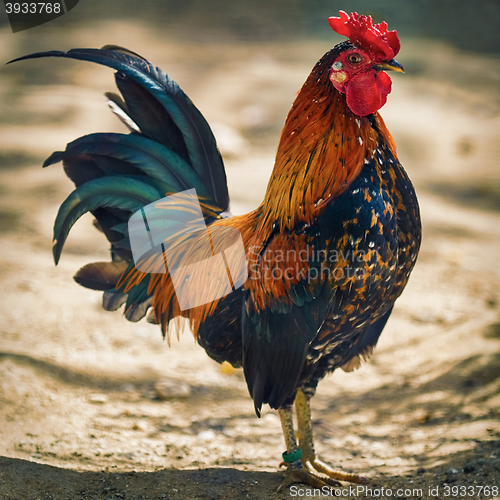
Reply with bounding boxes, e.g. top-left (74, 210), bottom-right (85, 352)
top-left (416, 410), bottom-right (432, 424)
top-left (411, 310), bottom-right (443, 324)
top-left (119, 384), bottom-right (136, 392)
top-left (154, 379), bottom-right (190, 400)
top-left (132, 420), bottom-right (148, 432)
top-left (88, 393), bottom-right (108, 404)
top-left (464, 461), bottom-right (475, 473)
top-left (198, 429), bottom-right (216, 441)
top-left (486, 296), bottom-right (498, 309)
